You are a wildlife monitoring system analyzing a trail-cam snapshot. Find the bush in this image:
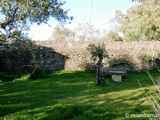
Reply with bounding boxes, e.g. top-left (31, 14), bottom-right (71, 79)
top-left (29, 66), bottom-right (46, 80)
top-left (0, 57), bottom-right (6, 72)
top-left (0, 72), bottom-right (23, 82)
top-left (0, 74), bottom-right (15, 82)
